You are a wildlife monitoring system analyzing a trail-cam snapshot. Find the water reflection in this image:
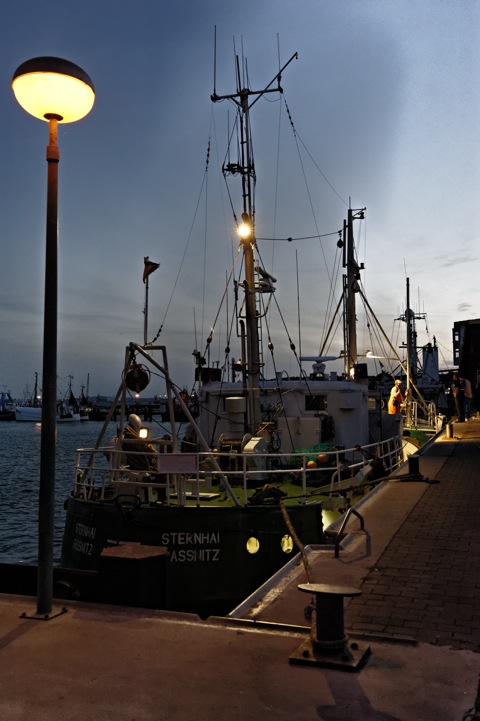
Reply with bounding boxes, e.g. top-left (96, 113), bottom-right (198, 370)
top-left (0, 422), bottom-right (107, 564)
